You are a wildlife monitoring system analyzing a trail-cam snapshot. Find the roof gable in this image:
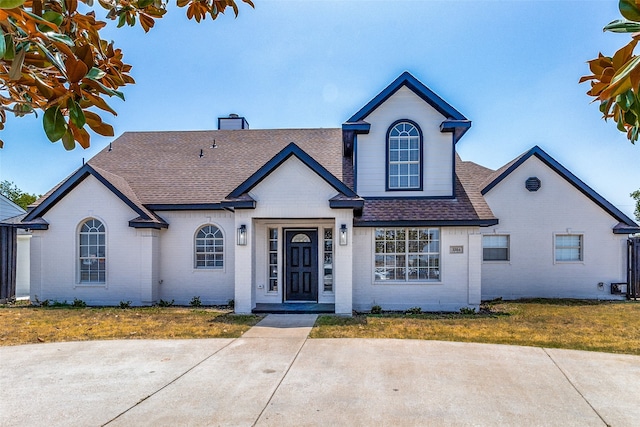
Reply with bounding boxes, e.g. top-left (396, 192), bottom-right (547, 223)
top-left (347, 71), bottom-right (467, 123)
top-left (227, 142), bottom-right (358, 200)
top-left (342, 72), bottom-right (471, 145)
top-left (0, 193), bottom-right (26, 221)
top-left (481, 146), bottom-right (639, 232)
top-left (23, 164), bottom-right (167, 229)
